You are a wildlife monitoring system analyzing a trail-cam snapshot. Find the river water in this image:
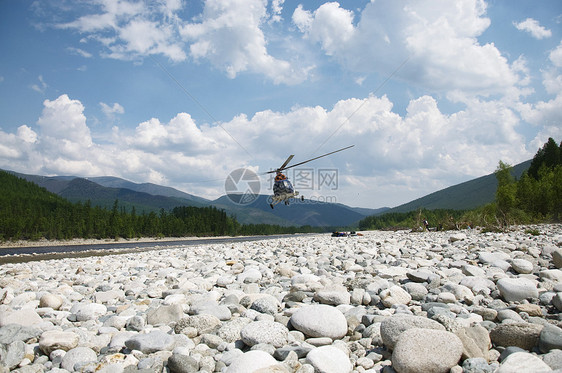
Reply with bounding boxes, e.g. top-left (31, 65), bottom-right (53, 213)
top-left (0, 234), bottom-right (302, 264)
